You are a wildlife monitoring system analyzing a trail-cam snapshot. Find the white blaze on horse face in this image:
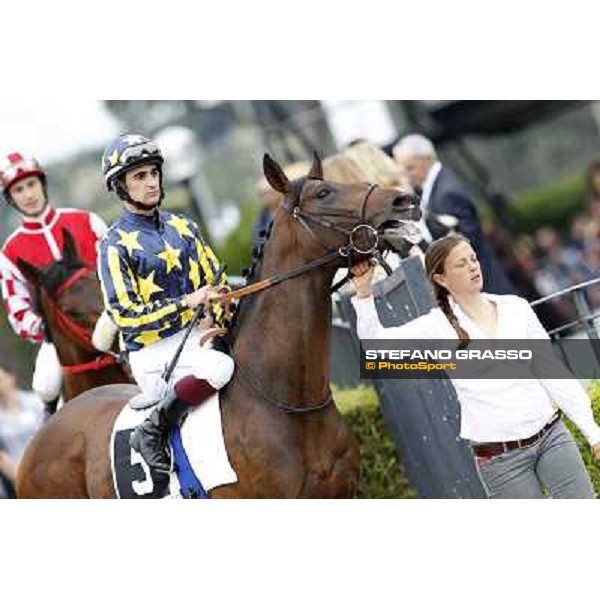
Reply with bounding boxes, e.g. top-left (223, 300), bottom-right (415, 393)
top-left (124, 164), bottom-right (161, 206)
top-left (9, 176), bottom-right (47, 216)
